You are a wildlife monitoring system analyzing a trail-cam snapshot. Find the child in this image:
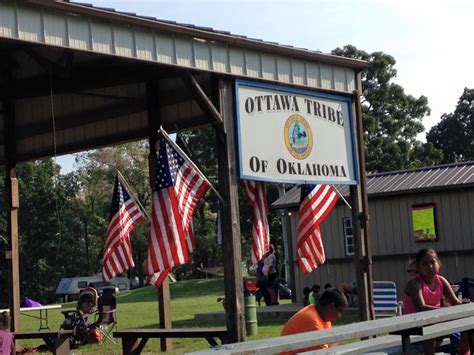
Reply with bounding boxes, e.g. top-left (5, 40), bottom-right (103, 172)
top-left (308, 284), bottom-right (321, 305)
top-left (281, 288), bottom-right (348, 354)
top-left (0, 311), bottom-right (15, 355)
top-left (403, 248), bottom-right (469, 355)
top-left (302, 287), bottom-right (311, 306)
